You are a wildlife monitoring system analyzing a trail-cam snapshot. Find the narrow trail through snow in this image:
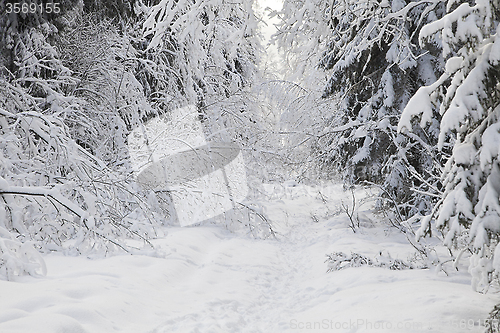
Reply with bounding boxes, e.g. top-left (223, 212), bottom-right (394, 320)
top-left (0, 184), bottom-right (496, 333)
top-left (149, 185), bottom-right (495, 333)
